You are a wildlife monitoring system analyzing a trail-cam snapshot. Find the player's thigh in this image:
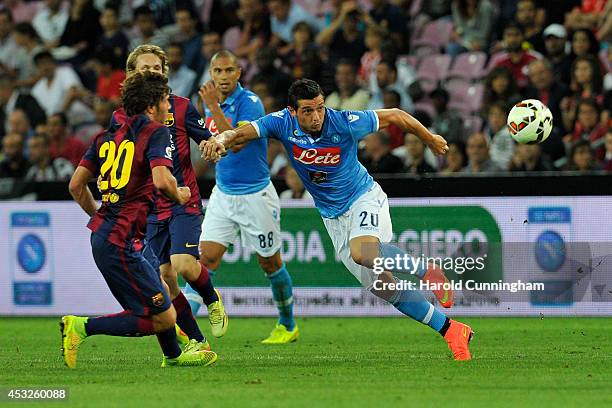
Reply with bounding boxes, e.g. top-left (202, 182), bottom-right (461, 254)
top-left (239, 183), bottom-right (282, 258)
top-left (322, 217), bottom-right (379, 290)
top-left (348, 182), bottom-right (393, 262)
top-left (145, 219), bottom-right (172, 267)
top-left (169, 213), bottom-right (202, 264)
top-left (199, 241), bottom-right (227, 270)
top-left (200, 187), bottom-right (240, 254)
top-left (90, 233), bottom-right (171, 316)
